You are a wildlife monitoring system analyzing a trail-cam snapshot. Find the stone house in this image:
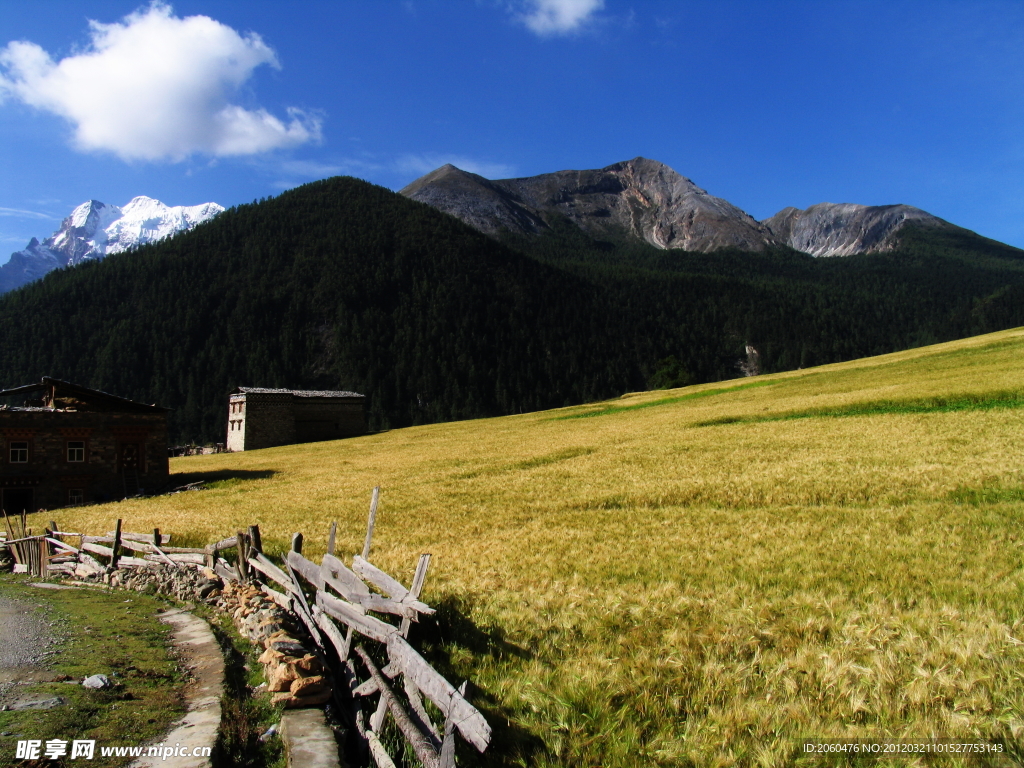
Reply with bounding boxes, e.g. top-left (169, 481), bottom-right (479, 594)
top-left (0, 377), bottom-right (169, 512)
top-left (226, 387), bottom-right (366, 451)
